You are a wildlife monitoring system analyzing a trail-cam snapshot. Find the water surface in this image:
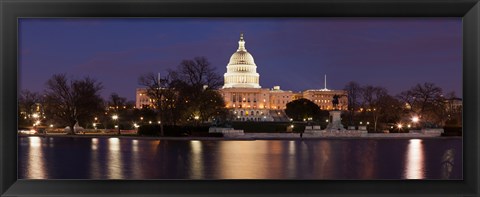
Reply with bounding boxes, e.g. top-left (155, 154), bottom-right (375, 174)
top-left (18, 136), bottom-right (462, 179)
